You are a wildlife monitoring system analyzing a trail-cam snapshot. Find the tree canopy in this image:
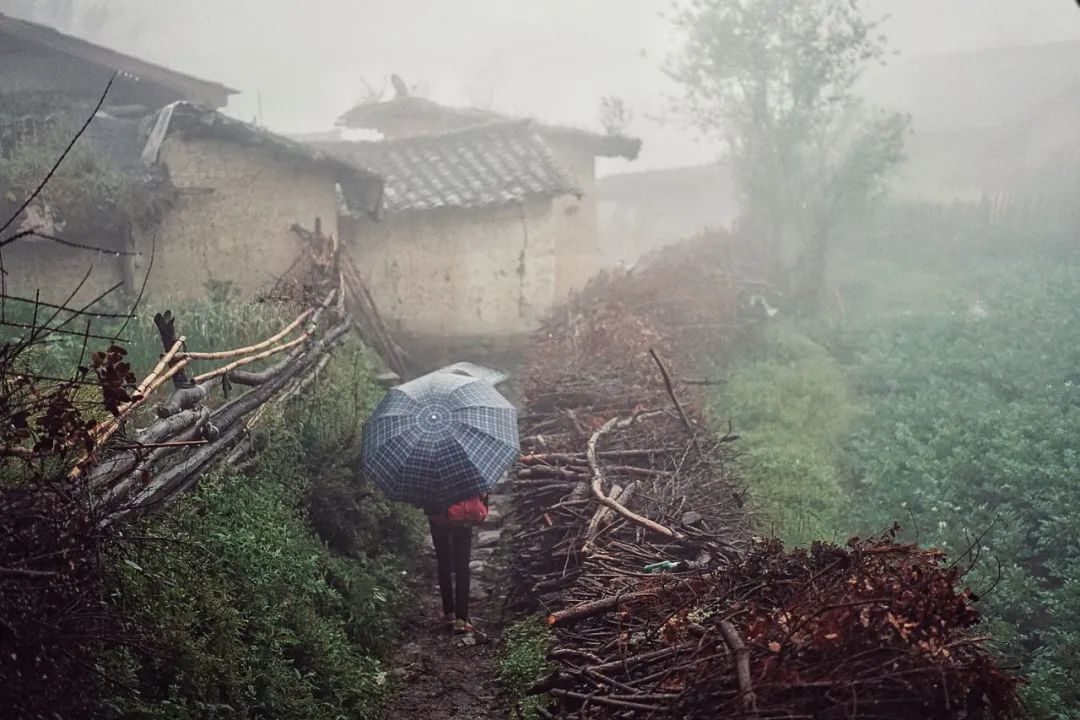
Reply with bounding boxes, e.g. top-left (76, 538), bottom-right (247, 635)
top-left (669, 0), bottom-right (908, 303)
